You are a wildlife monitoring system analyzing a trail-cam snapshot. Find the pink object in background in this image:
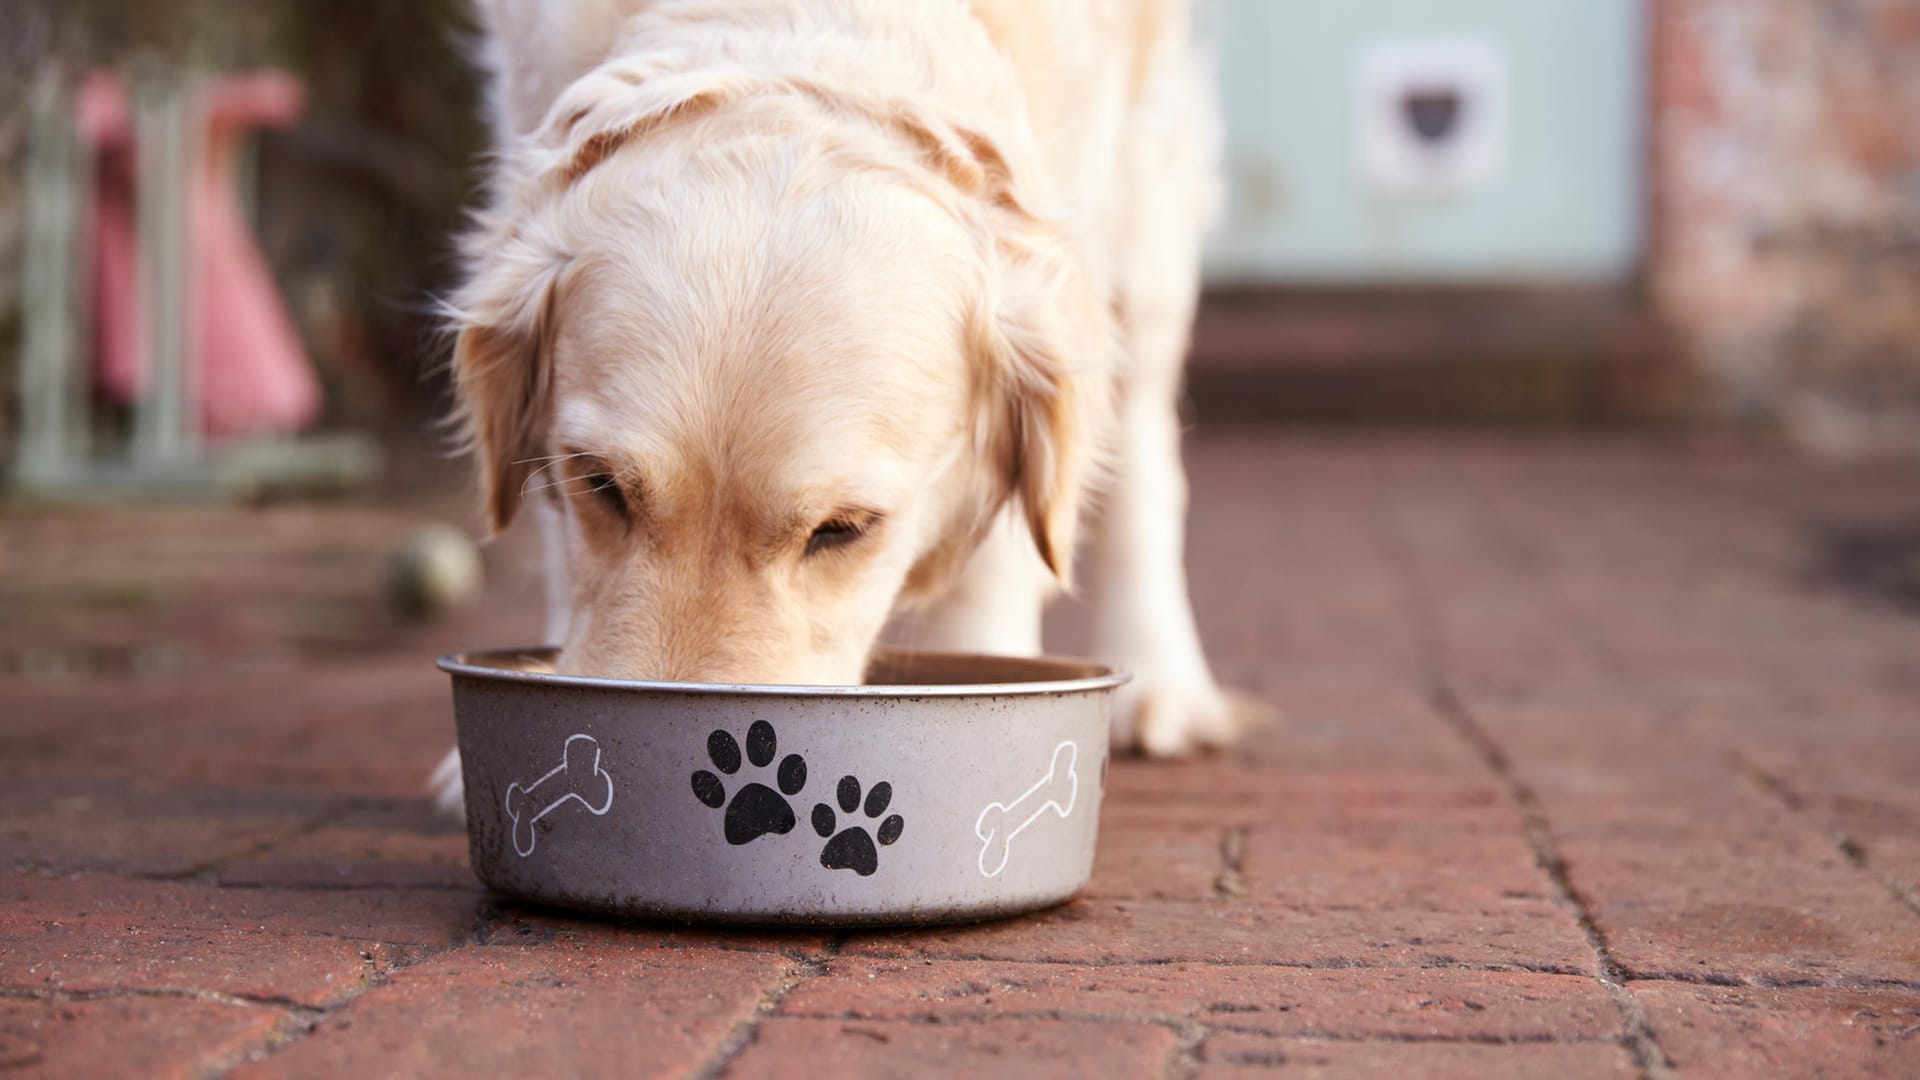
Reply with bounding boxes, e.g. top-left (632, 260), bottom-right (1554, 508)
top-left (76, 71), bottom-right (322, 440)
